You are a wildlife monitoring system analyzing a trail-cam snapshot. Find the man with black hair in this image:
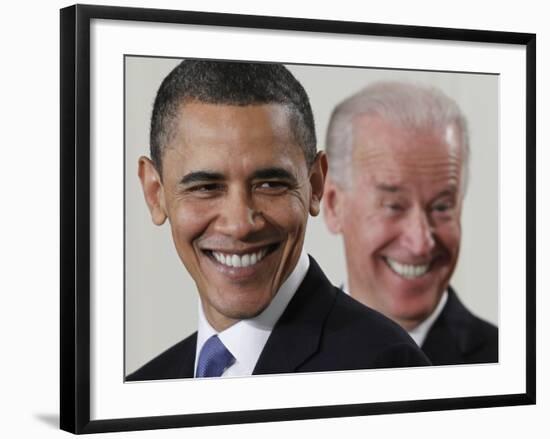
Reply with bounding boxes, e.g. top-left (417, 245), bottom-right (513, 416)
top-left (128, 60), bottom-right (430, 381)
